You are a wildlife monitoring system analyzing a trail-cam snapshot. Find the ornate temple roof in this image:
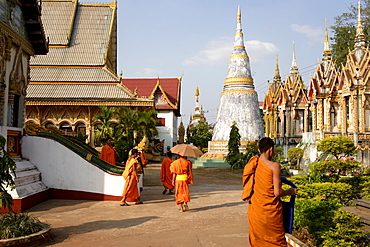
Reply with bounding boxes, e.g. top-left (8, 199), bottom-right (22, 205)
top-left (26, 0), bottom-right (147, 106)
top-left (27, 83), bottom-right (138, 101)
top-left (30, 67), bottom-right (118, 82)
top-left (120, 77), bottom-right (182, 115)
top-left (340, 1), bottom-right (370, 93)
top-left (31, 0), bottom-right (116, 68)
